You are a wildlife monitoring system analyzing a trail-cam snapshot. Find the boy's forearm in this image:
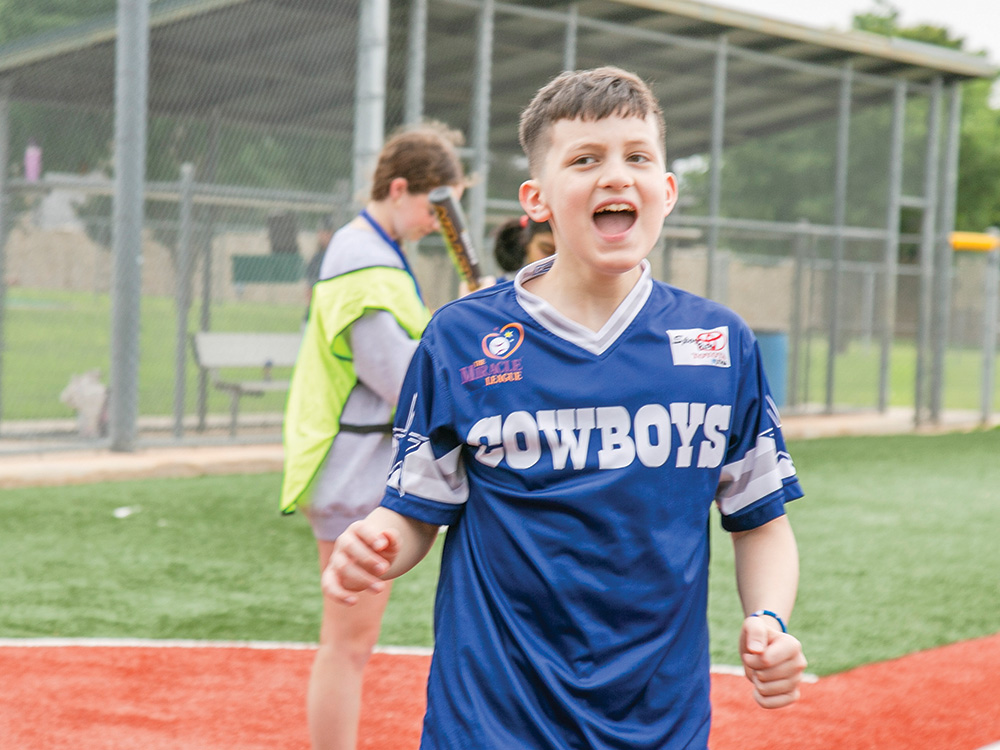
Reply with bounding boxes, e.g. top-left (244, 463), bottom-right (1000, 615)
top-left (366, 505), bottom-right (440, 579)
top-left (731, 514), bottom-right (799, 625)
